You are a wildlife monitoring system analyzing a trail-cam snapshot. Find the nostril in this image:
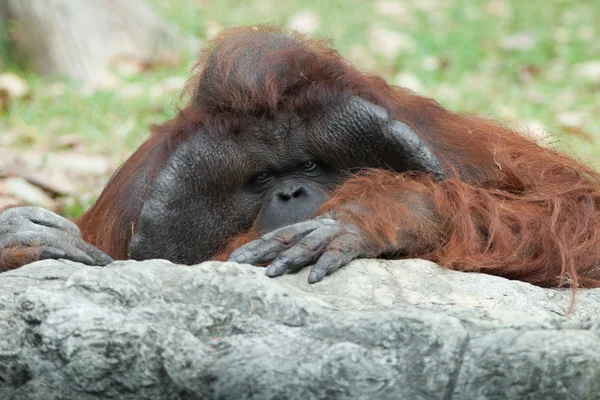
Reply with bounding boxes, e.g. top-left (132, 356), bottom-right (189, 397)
top-left (292, 187), bottom-right (305, 198)
top-left (278, 193), bottom-right (291, 201)
top-left (277, 187), bottom-right (306, 202)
